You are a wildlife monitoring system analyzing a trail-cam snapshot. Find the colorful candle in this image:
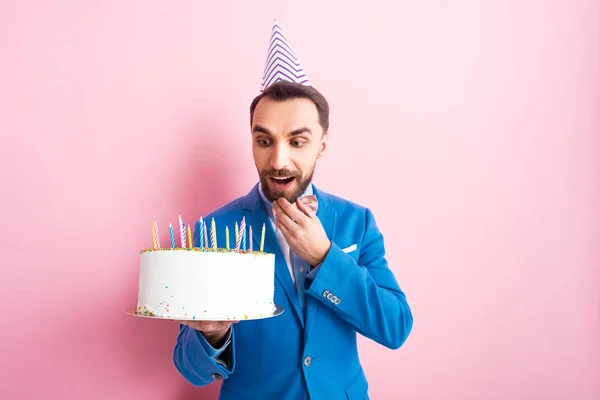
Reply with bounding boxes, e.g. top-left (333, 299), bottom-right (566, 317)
top-left (260, 223), bottom-right (265, 252)
top-left (211, 218), bottom-right (217, 248)
top-left (203, 222), bottom-right (208, 248)
top-left (249, 225), bottom-right (253, 251)
top-left (241, 217), bottom-right (246, 250)
top-left (226, 226), bottom-right (230, 250)
top-left (237, 218), bottom-right (245, 251)
top-left (235, 222), bottom-right (239, 249)
top-left (187, 224), bottom-right (192, 248)
top-left (152, 217), bottom-right (161, 249)
top-left (152, 220), bottom-right (157, 249)
top-left (169, 223), bottom-right (176, 248)
top-left (179, 215), bottom-right (186, 248)
top-left (198, 217), bottom-right (204, 248)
